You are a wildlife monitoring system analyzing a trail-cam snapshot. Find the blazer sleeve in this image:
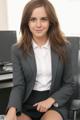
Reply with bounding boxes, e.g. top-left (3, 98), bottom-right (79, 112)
top-left (7, 44), bottom-right (25, 114)
top-left (51, 43), bottom-right (75, 107)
